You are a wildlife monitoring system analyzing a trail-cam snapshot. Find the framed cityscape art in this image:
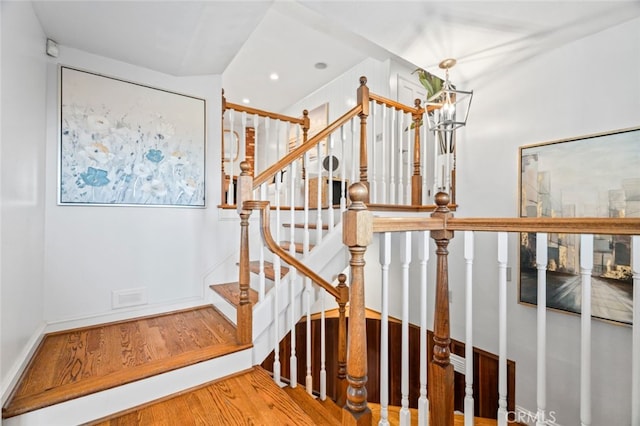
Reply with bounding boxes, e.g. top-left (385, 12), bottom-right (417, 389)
top-left (59, 66), bottom-right (206, 207)
top-left (519, 127), bottom-right (640, 325)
